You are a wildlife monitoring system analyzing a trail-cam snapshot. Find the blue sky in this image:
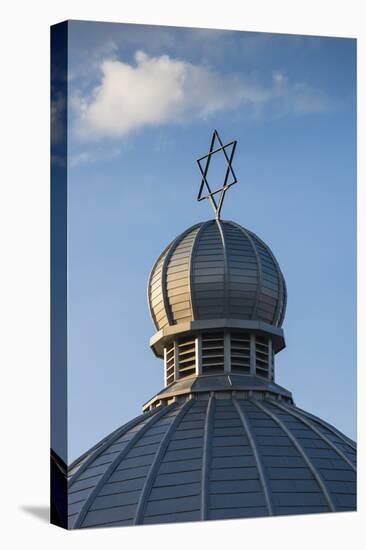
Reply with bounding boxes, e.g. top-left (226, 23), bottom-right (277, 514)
top-left (65, 21), bottom-right (356, 463)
